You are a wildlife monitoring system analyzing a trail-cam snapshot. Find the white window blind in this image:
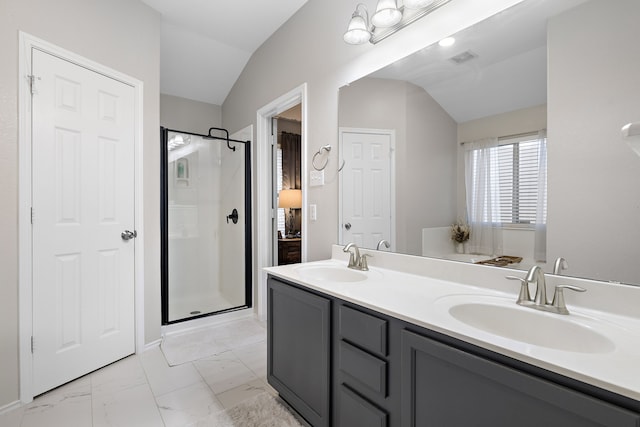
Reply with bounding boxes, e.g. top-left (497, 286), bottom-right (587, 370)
top-left (276, 147), bottom-right (285, 235)
top-left (469, 135), bottom-right (547, 226)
